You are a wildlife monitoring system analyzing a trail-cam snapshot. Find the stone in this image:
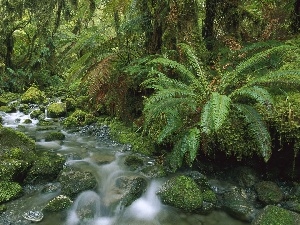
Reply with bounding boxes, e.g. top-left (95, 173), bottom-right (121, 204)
top-left (254, 181), bottom-right (283, 205)
top-left (47, 102), bottom-right (67, 118)
top-left (21, 86), bottom-right (45, 104)
top-left (157, 175), bottom-right (203, 212)
top-left (22, 210), bottom-right (44, 222)
top-left (0, 181), bottom-right (23, 203)
top-left (44, 195), bottom-right (73, 212)
top-left (252, 205), bottom-right (300, 225)
top-left (44, 131), bottom-right (66, 141)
